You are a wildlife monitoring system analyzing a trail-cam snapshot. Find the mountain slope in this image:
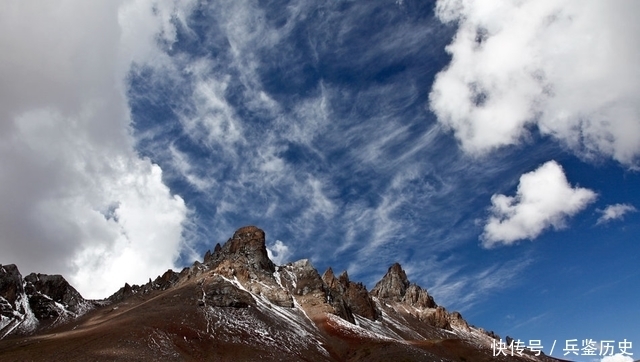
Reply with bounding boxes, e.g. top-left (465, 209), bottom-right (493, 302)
top-left (0, 226), bottom-right (565, 361)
